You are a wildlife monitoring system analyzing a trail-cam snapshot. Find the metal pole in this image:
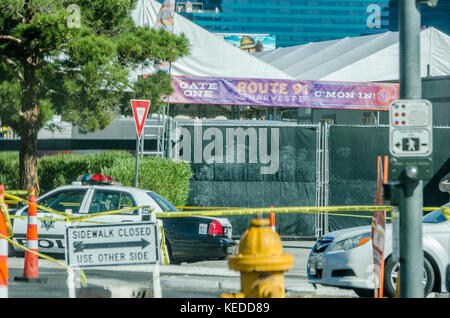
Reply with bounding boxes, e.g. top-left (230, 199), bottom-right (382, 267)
top-left (165, 63), bottom-right (172, 158)
top-left (315, 123), bottom-right (321, 239)
top-left (167, 117), bottom-right (172, 159)
top-left (134, 136), bottom-right (140, 188)
top-left (400, 1), bottom-right (422, 100)
top-left (399, 173), bottom-right (424, 298)
top-left (324, 123), bottom-right (329, 235)
top-left (399, 0), bottom-right (424, 298)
